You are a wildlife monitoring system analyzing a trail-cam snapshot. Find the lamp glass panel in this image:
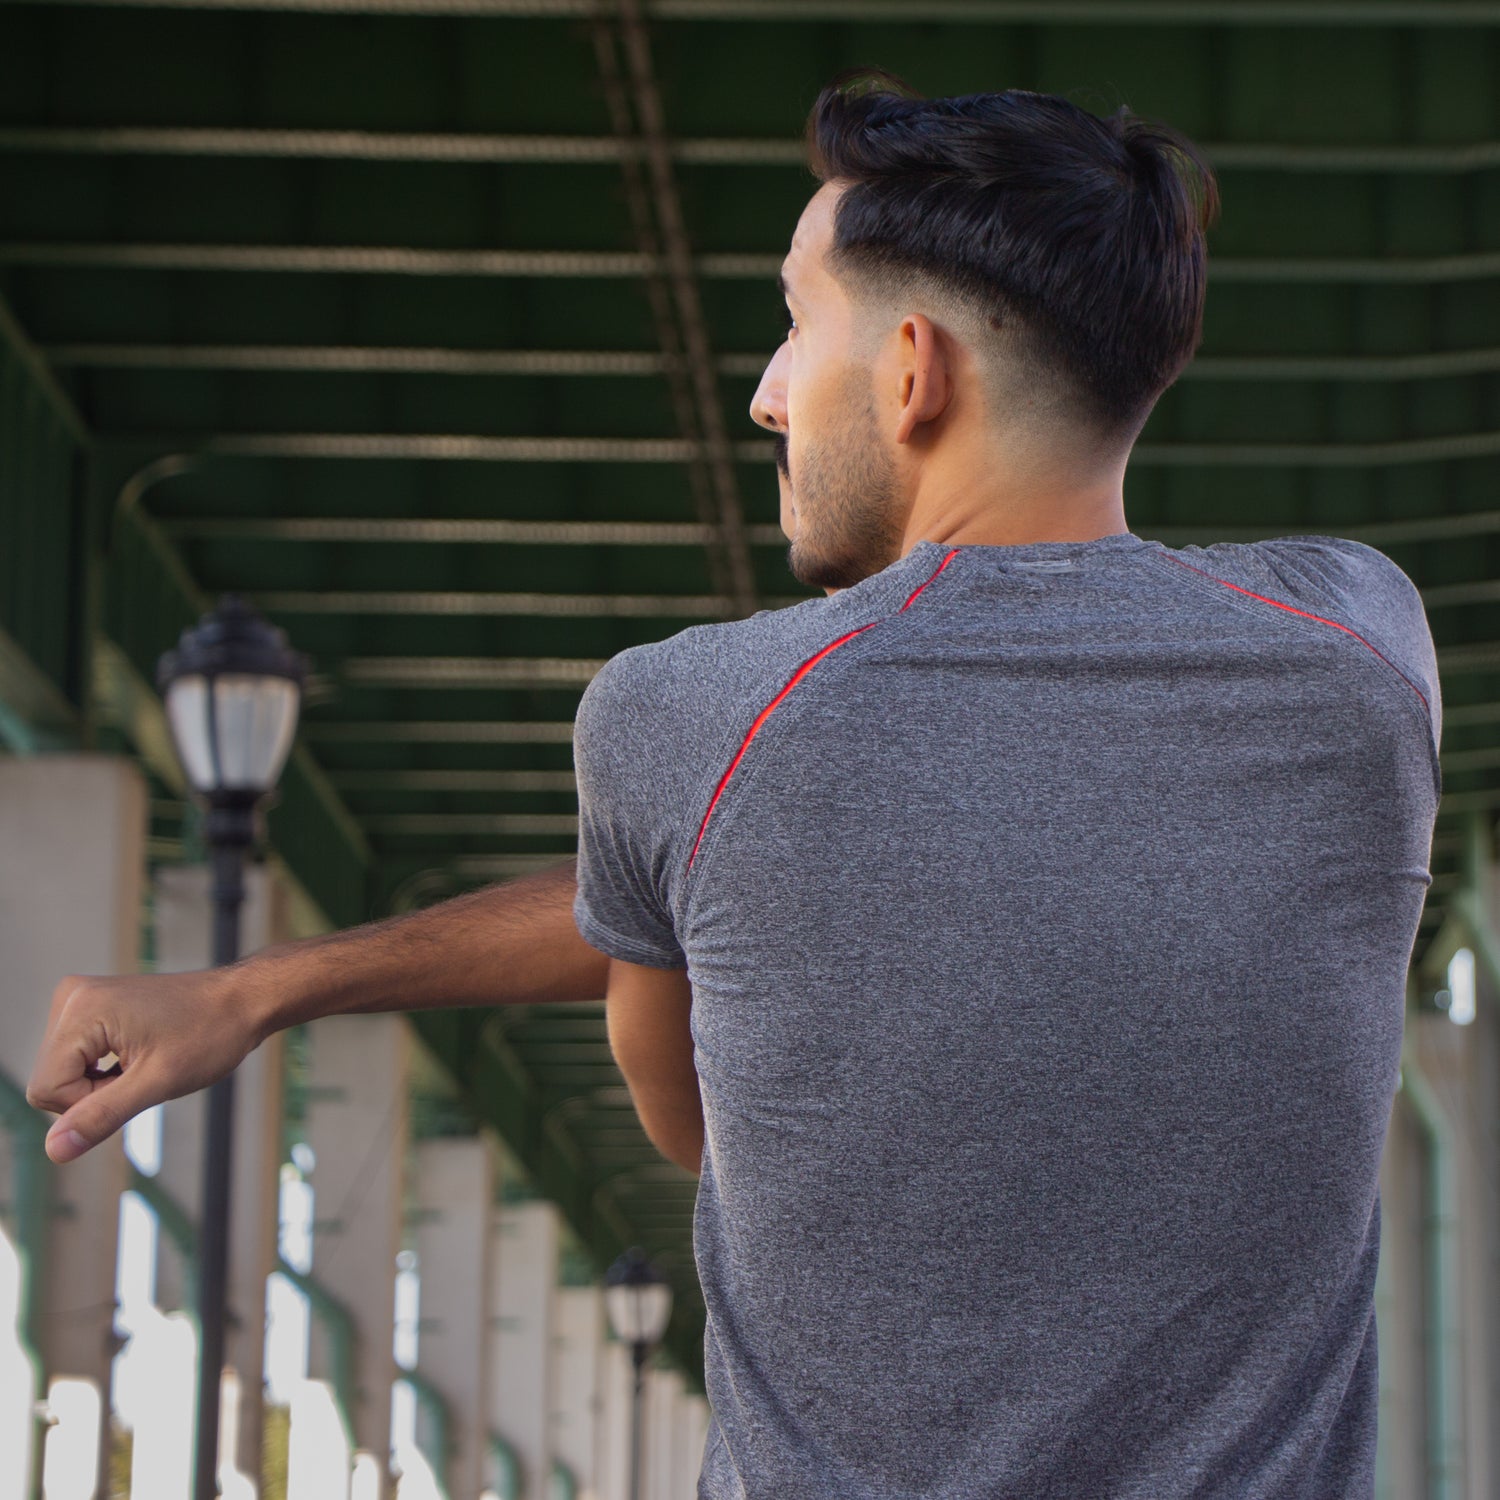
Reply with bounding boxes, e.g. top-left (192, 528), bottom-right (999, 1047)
top-left (213, 675), bottom-right (300, 790)
top-left (163, 674), bottom-right (218, 792)
top-left (605, 1282), bottom-right (672, 1345)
